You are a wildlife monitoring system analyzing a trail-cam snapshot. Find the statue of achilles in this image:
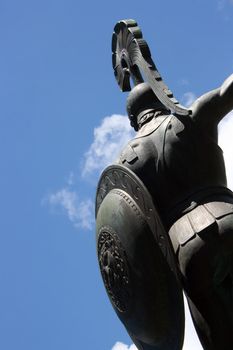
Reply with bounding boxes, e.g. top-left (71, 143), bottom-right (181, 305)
top-left (96, 19), bottom-right (233, 350)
